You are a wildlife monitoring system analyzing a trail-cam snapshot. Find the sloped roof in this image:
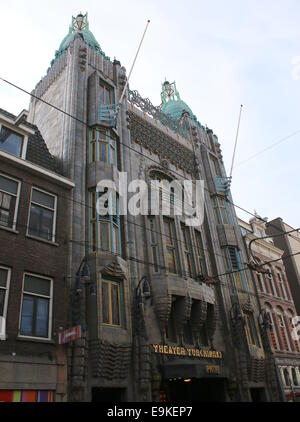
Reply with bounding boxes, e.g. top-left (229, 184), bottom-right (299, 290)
top-left (0, 108), bottom-right (59, 173)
